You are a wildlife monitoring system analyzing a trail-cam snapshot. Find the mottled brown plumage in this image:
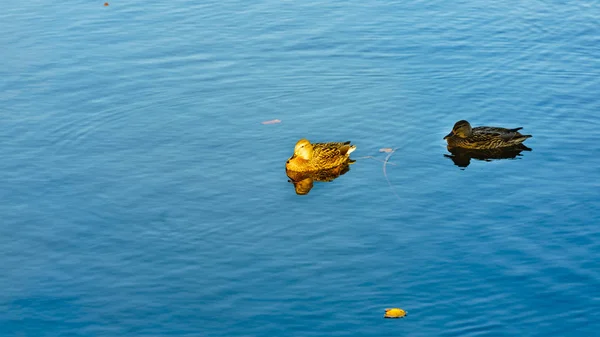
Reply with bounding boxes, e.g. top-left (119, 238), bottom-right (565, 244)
top-left (285, 139), bottom-right (356, 172)
top-left (444, 120), bottom-right (532, 149)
